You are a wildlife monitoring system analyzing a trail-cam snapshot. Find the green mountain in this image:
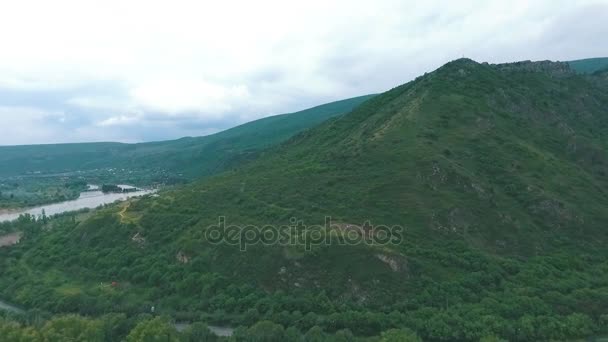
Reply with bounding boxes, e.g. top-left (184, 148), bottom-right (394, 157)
top-left (0, 95), bottom-right (375, 181)
top-left (568, 57), bottom-right (608, 74)
top-left (2, 60), bottom-right (608, 341)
